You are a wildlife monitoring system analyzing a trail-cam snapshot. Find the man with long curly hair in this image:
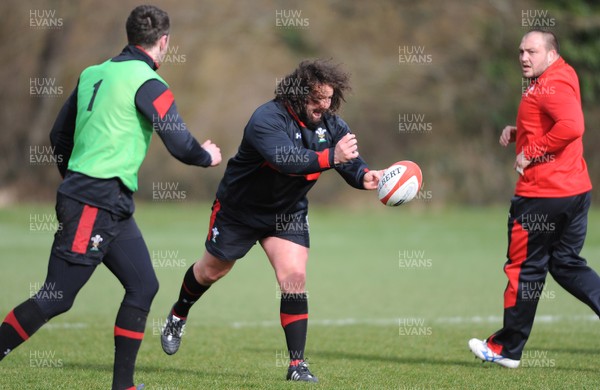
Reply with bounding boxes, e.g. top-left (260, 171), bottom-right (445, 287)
top-left (161, 59), bottom-right (383, 382)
